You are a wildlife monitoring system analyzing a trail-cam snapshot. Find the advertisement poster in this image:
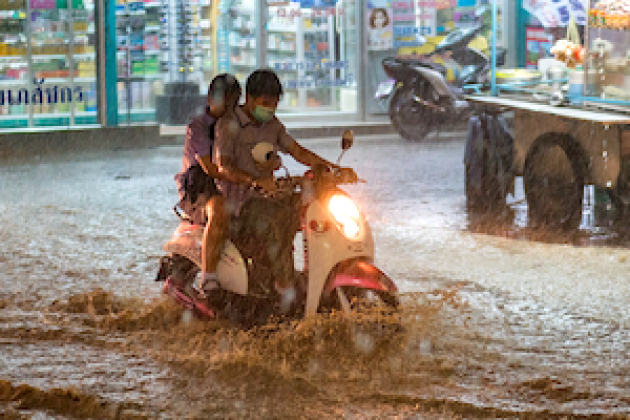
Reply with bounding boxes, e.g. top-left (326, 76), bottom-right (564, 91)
top-left (366, 6), bottom-right (394, 50)
top-left (525, 26), bottom-right (553, 68)
top-left (523, 0), bottom-right (587, 27)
